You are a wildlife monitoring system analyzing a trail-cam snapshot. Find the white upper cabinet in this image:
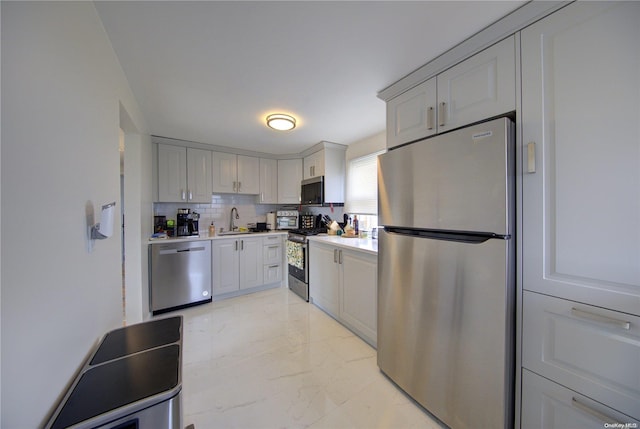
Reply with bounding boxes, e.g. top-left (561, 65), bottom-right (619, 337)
top-left (157, 144), bottom-right (187, 202)
top-left (386, 36), bottom-right (516, 148)
top-left (521, 1), bottom-right (640, 315)
top-left (302, 145), bottom-right (346, 203)
top-left (437, 36), bottom-right (515, 133)
top-left (157, 144), bottom-right (212, 203)
top-left (277, 159), bottom-right (302, 204)
top-left (211, 151), bottom-right (237, 194)
top-left (258, 158), bottom-right (278, 204)
top-left (237, 155), bottom-right (260, 195)
top-left (212, 152), bottom-right (259, 195)
top-left (303, 150), bottom-right (324, 179)
top-left (386, 77), bottom-right (437, 148)
top-left (186, 148), bottom-right (213, 203)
